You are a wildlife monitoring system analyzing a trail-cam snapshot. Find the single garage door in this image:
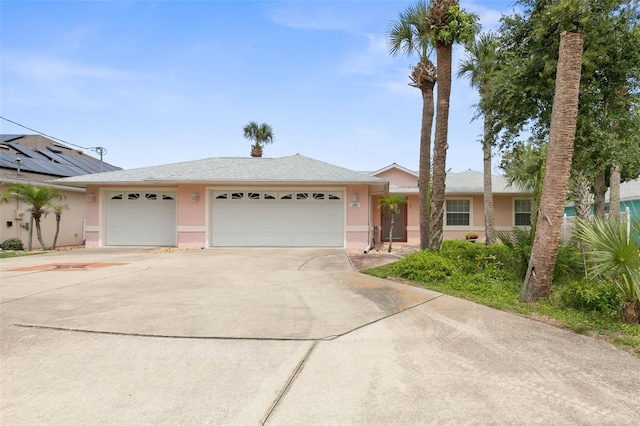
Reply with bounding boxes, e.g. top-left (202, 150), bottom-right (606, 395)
top-left (105, 191), bottom-right (176, 246)
top-left (211, 190), bottom-right (344, 247)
